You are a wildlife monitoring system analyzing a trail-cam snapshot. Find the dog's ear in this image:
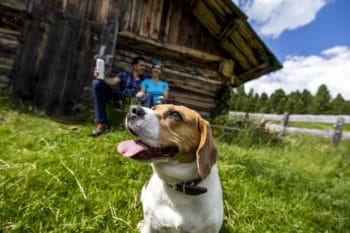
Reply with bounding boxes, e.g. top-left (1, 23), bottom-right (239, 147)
top-left (196, 117), bottom-right (218, 179)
